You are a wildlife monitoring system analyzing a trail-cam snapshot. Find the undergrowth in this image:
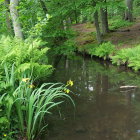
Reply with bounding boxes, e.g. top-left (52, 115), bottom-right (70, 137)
top-left (111, 44), bottom-right (140, 71)
top-left (0, 36), bottom-right (53, 81)
top-left (79, 41), bottom-right (140, 72)
top-left (109, 16), bottom-right (134, 30)
top-left (0, 36), bottom-right (75, 140)
top-left (86, 42), bottom-right (115, 60)
top-left (0, 65), bottom-right (74, 139)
